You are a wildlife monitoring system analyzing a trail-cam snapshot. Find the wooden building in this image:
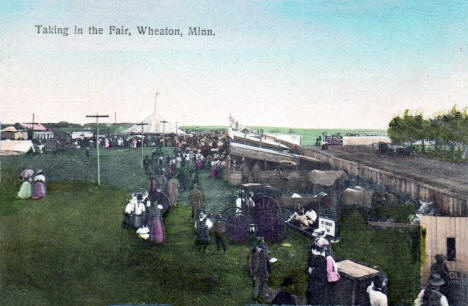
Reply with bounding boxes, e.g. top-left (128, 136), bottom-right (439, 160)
top-left (16, 123), bottom-right (54, 140)
top-left (1, 126), bottom-right (28, 140)
top-left (421, 216), bottom-right (468, 283)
